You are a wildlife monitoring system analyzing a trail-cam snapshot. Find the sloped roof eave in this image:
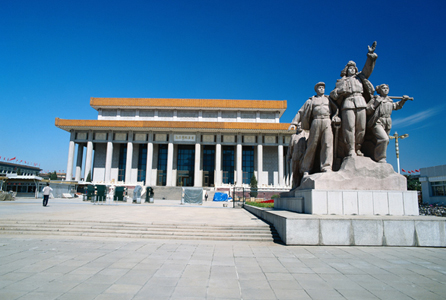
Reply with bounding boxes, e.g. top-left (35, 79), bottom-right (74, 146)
top-left (55, 118), bottom-right (293, 134)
